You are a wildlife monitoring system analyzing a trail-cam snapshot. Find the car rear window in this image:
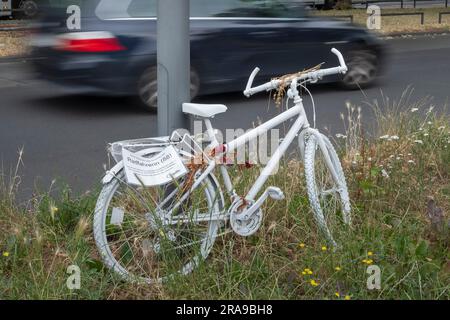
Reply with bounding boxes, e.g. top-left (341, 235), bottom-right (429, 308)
top-left (46, 0), bottom-right (85, 7)
top-left (96, 0), bottom-right (304, 19)
top-left (194, 0), bottom-right (305, 18)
